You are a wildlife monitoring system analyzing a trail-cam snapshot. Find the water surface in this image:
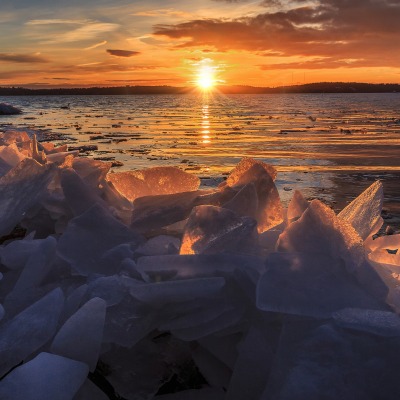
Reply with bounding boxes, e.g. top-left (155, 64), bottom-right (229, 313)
top-left (1, 93), bottom-right (399, 226)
